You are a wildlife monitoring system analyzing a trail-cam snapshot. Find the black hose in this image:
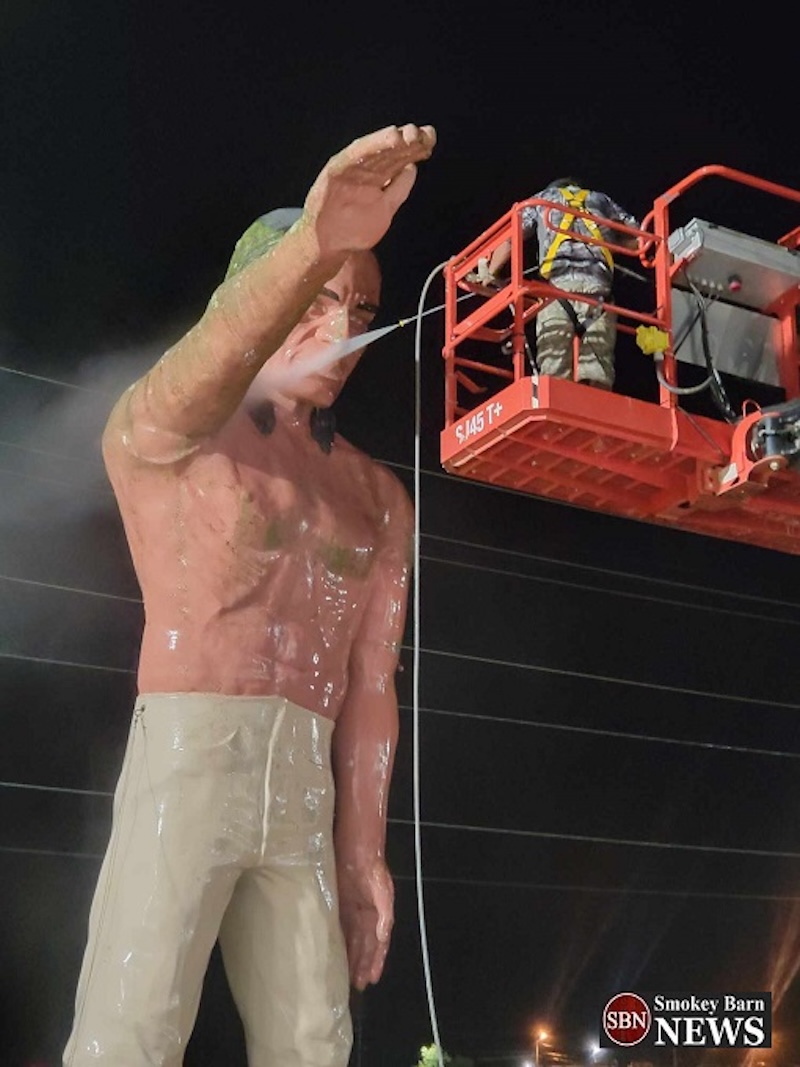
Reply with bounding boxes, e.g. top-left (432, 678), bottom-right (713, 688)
top-left (688, 278), bottom-right (738, 423)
